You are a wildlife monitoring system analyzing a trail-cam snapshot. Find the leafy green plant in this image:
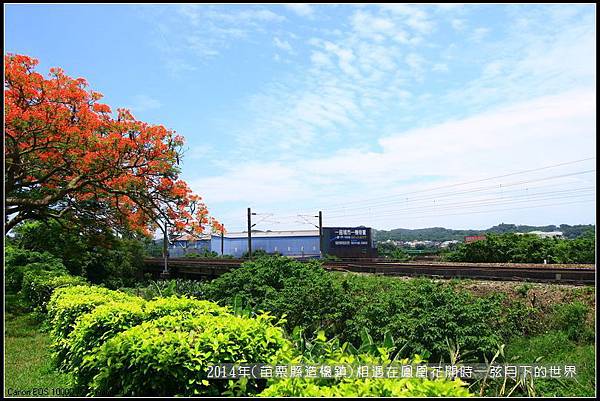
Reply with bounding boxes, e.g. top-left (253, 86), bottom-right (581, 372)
top-left (259, 332), bottom-right (471, 397)
top-left (5, 244), bottom-right (68, 293)
top-left (87, 312), bottom-right (294, 396)
top-left (444, 232), bottom-right (595, 264)
top-left (12, 220), bottom-right (146, 288)
top-left (20, 271), bottom-right (88, 314)
top-left (203, 256), bottom-right (344, 334)
top-left (550, 301), bottom-right (594, 343)
top-left (60, 295), bottom-right (231, 391)
top-left (47, 285), bottom-right (140, 369)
